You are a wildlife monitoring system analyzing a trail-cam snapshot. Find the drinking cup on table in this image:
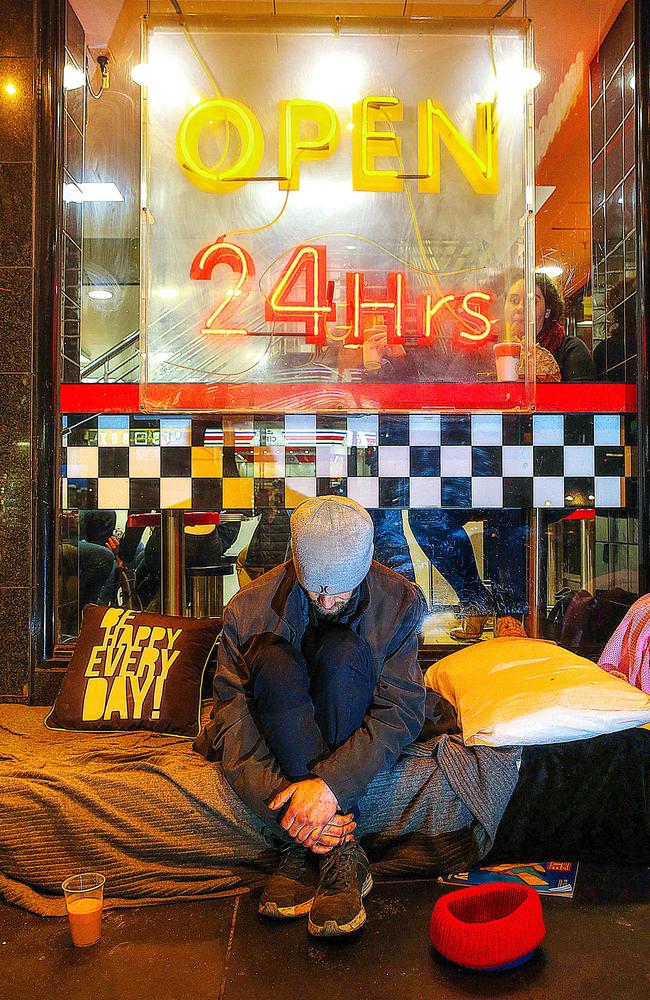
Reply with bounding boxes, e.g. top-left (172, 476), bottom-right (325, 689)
top-left (62, 872), bottom-right (106, 947)
top-left (494, 341), bottom-right (522, 382)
